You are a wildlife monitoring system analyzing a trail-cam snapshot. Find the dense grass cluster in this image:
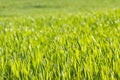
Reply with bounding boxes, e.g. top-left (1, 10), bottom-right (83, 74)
top-left (0, 10), bottom-right (120, 80)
